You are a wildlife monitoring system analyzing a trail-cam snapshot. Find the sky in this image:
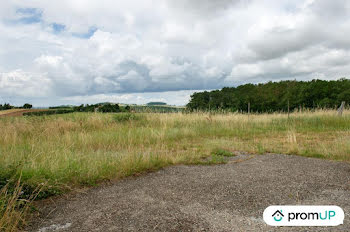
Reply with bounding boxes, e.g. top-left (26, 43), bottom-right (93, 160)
top-left (0, 0), bottom-right (349, 106)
